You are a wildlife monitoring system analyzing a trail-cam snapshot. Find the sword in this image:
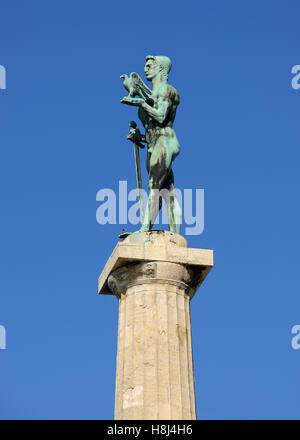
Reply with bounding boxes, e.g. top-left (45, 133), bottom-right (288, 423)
top-left (133, 143), bottom-right (144, 223)
top-left (127, 121), bottom-right (145, 223)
